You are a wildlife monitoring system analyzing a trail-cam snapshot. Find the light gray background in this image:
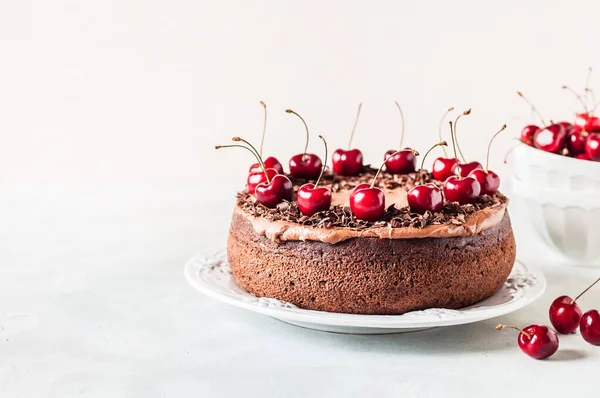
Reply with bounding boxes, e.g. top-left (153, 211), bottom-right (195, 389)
top-left (2, 1), bottom-right (599, 397)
